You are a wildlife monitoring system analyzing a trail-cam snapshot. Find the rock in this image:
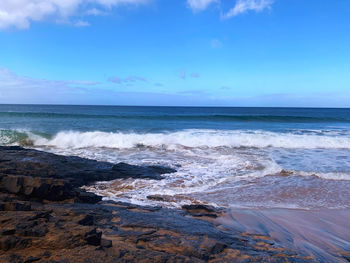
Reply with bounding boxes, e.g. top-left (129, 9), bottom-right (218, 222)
top-left (1, 227), bottom-right (16, 236)
top-left (147, 195), bottom-right (167, 201)
top-left (75, 190), bottom-right (102, 204)
top-left (100, 239), bottom-right (112, 248)
top-left (182, 204), bottom-right (220, 218)
top-left (0, 146), bottom-right (168, 187)
top-left (0, 236), bottom-right (30, 251)
top-left (1, 175), bottom-right (73, 201)
top-left (24, 256), bottom-right (41, 263)
top-left (0, 146), bottom-right (309, 263)
top-left (17, 224), bottom-right (48, 237)
top-left (3, 201), bottom-right (31, 211)
top-left (78, 214), bottom-right (95, 226)
top-left (112, 162), bottom-right (176, 179)
top-left (84, 228), bottom-right (102, 246)
top-left (7, 253), bottom-right (22, 263)
top-left (2, 175), bottom-right (22, 194)
top-left (211, 242), bottom-right (227, 254)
